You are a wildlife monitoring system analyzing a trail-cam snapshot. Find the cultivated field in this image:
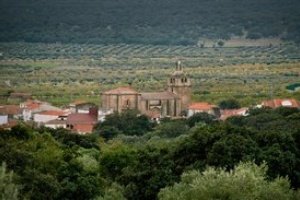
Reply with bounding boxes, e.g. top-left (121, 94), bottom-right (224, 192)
top-left (0, 42), bottom-right (299, 106)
